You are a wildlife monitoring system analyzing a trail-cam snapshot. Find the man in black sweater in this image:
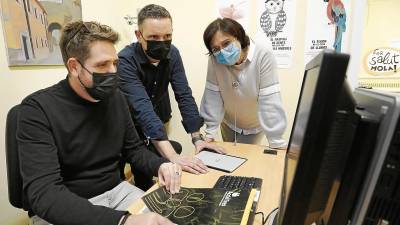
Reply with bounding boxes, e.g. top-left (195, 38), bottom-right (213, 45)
top-left (17, 21), bottom-right (179, 225)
